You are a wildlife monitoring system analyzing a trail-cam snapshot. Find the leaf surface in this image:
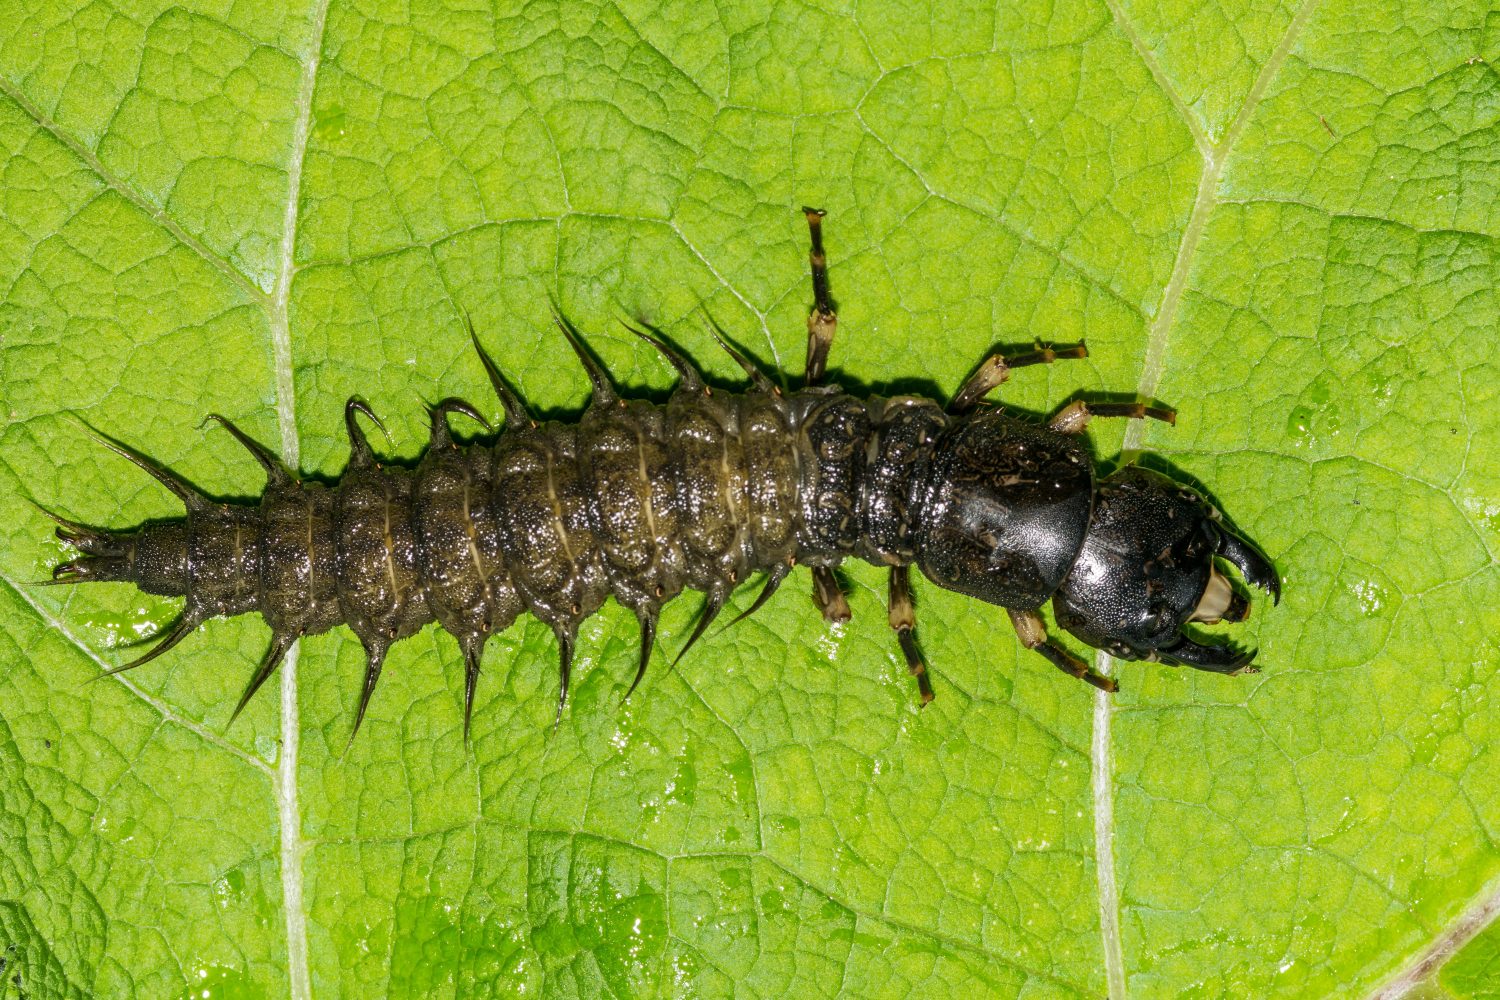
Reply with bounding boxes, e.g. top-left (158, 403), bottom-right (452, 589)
top-left (1, 1), bottom-right (1496, 997)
